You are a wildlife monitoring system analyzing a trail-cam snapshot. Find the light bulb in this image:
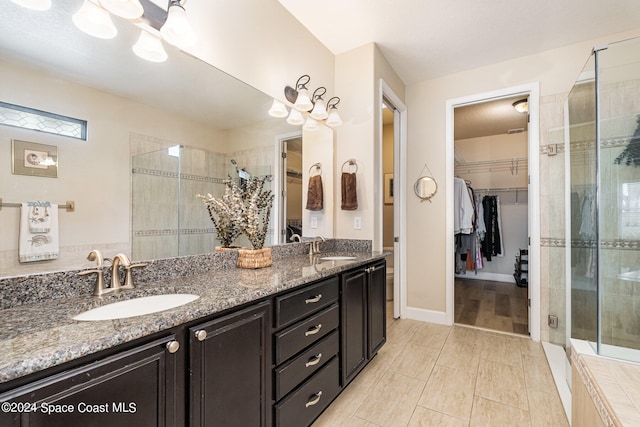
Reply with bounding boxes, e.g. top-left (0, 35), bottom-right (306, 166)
top-left (303, 117), bottom-right (319, 132)
top-left (160, 2), bottom-right (197, 47)
top-left (99, 0), bottom-right (144, 19)
top-left (132, 29), bottom-right (168, 63)
top-left (293, 88), bottom-right (313, 112)
top-left (72, 0), bottom-right (118, 40)
top-left (286, 109), bottom-right (304, 126)
top-left (310, 98), bottom-right (328, 120)
top-left (325, 108), bottom-right (342, 127)
top-left (268, 99), bottom-right (288, 118)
